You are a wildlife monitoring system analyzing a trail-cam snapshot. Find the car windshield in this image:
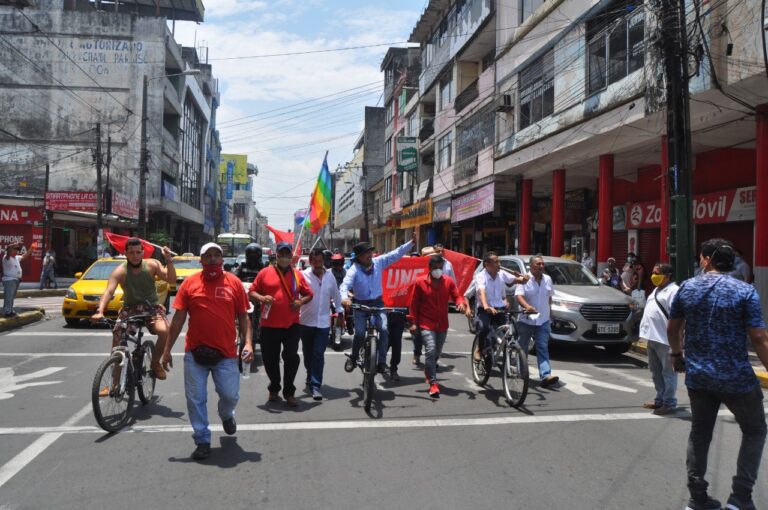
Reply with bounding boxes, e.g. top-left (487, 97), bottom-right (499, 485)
top-left (173, 259), bottom-right (201, 269)
top-left (534, 262), bottom-right (600, 286)
top-left (82, 261), bottom-right (122, 280)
